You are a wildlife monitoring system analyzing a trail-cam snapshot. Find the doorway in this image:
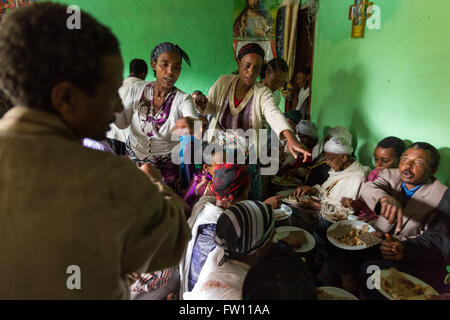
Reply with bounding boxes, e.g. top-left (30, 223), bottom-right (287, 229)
top-left (285, 1), bottom-right (317, 117)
